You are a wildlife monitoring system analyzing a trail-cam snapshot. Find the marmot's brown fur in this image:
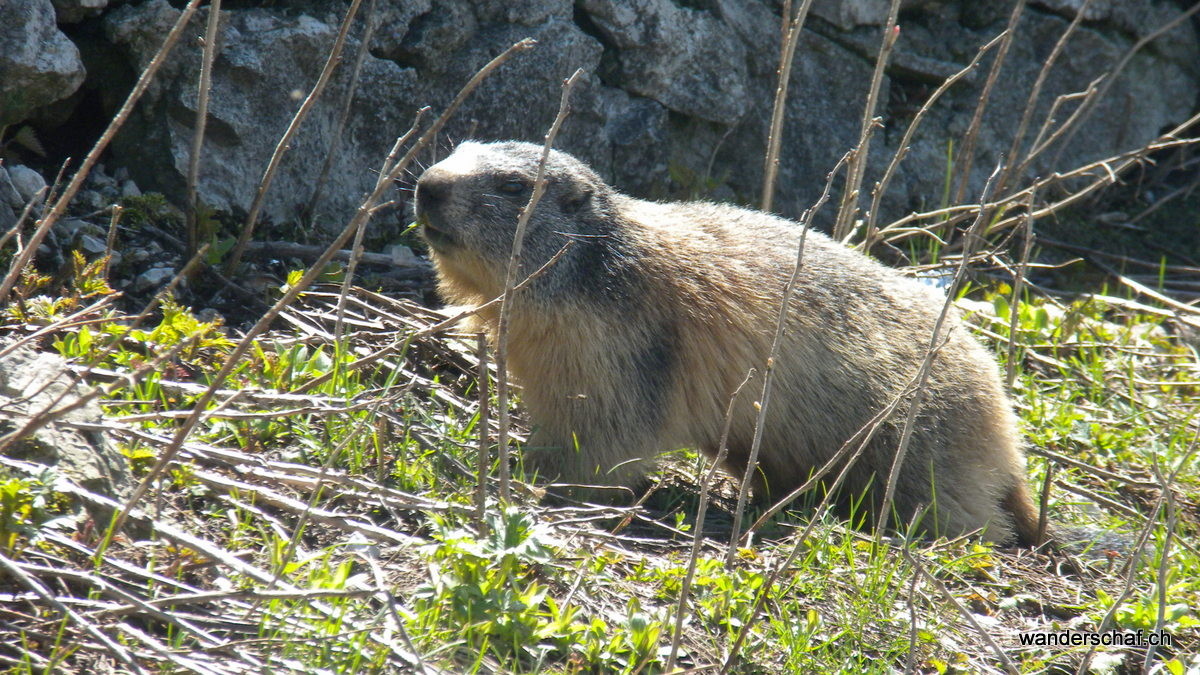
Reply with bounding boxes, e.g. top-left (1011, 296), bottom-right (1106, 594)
top-left (415, 140), bottom-right (1041, 546)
